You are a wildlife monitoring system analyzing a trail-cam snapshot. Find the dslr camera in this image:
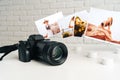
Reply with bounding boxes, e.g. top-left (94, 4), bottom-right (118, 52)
top-left (0, 34), bottom-right (68, 66)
